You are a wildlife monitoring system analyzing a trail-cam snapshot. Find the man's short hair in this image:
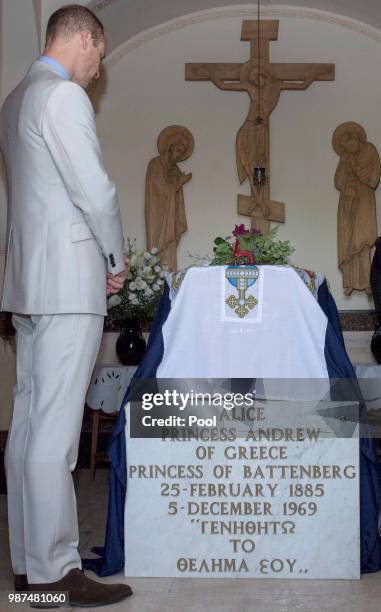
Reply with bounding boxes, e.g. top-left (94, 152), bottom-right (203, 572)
top-left (46, 4), bottom-right (104, 44)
